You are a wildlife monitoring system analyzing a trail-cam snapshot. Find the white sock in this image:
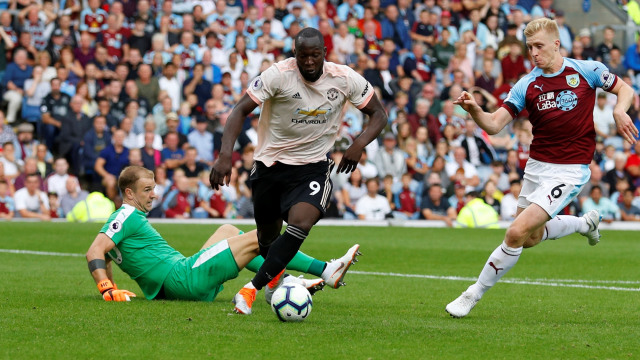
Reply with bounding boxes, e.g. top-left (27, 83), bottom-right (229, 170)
top-left (244, 281), bottom-right (256, 289)
top-left (467, 241), bottom-right (522, 299)
top-left (542, 215), bottom-right (588, 241)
